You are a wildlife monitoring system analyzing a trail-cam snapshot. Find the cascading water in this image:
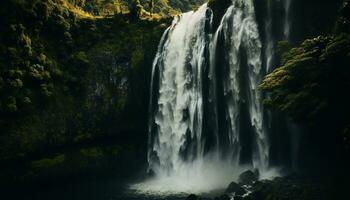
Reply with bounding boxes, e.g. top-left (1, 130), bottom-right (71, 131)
top-left (136, 0), bottom-right (297, 193)
top-left (262, 0), bottom-right (299, 170)
top-left (281, 0), bottom-right (300, 171)
top-left (148, 4), bottom-right (211, 177)
top-left (264, 0), bottom-right (293, 73)
top-left (264, 0), bottom-right (274, 73)
top-left (283, 0), bottom-right (292, 40)
top-left (211, 0), bottom-right (268, 171)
